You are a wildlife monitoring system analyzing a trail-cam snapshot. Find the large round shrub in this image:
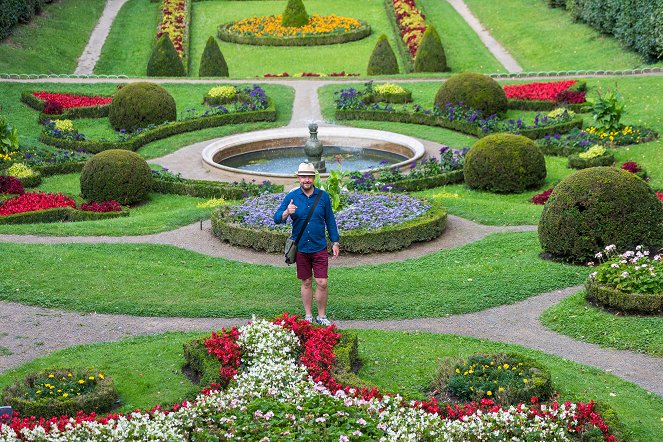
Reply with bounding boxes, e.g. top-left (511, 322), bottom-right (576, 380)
top-left (434, 72), bottom-right (507, 115)
top-left (80, 149), bottom-right (153, 205)
top-left (109, 82), bottom-right (176, 132)
top-left (464, 133), bottom-right (546, 193)
top-left (539, 167), bottom-right (663, 263)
